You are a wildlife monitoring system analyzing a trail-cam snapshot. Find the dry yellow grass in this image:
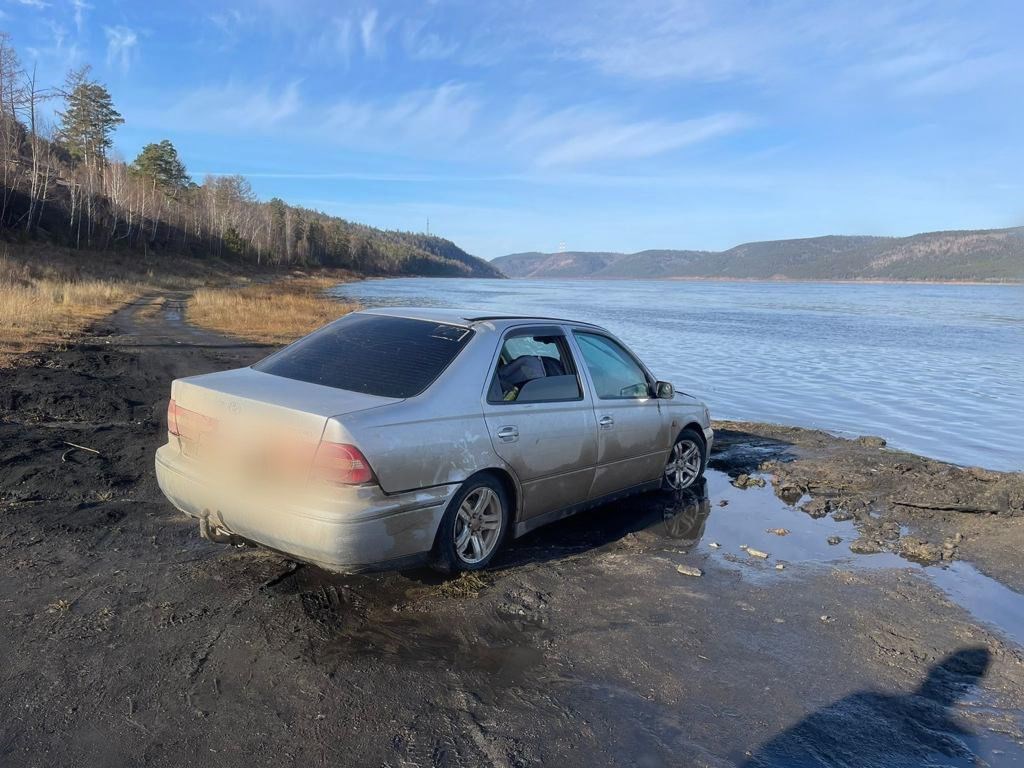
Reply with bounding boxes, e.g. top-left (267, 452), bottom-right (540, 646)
top-left (0, 255), bottom-right (144, 366)
top-left (0, 244), bottom-right (359, 363)
top-left (187, 277), bottom-right (359, 344)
